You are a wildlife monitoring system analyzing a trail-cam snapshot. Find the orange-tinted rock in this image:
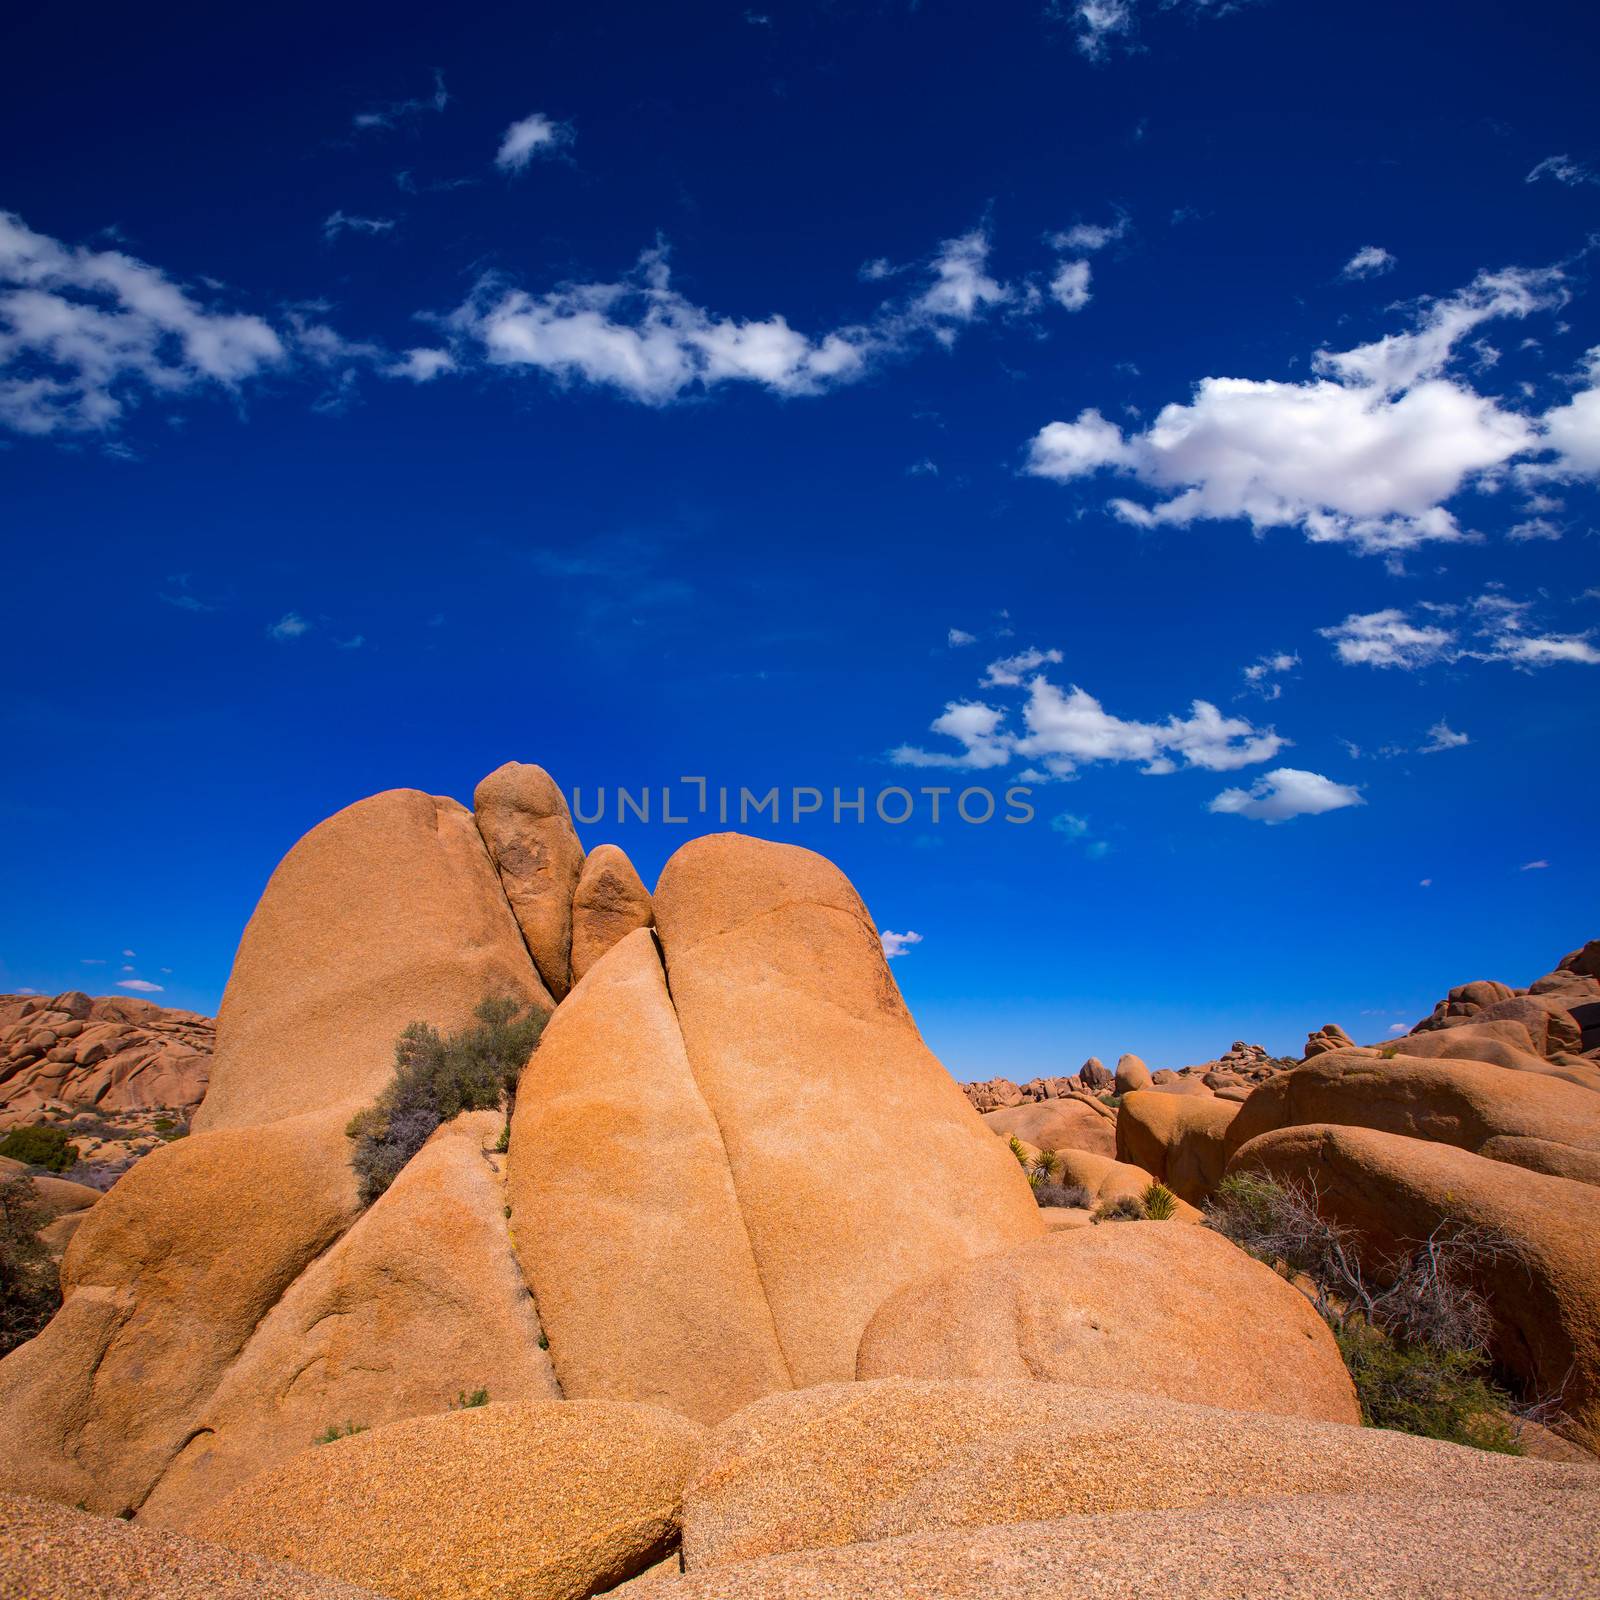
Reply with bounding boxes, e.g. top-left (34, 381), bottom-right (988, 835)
top-left (1113, 1053), bottom-right (1151, 1093)
top-left (1115, 1089), bottom-right (1239, 1203)
top-left (653, 834), bottom-right (1042, 1390)
top-left (855, 1227), bottom-right (1358, 1425)
top-left (981, 1099), bottom-right (1116, 1159)
top-left (509, 930), bottom-right (788, 1425)
top-left (569, 843), bottom-right (655, 985)
top-left (473, 762), bottom-right (586, 1001)
top-left (1228, 1123), bottom-right (1600, 1451)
